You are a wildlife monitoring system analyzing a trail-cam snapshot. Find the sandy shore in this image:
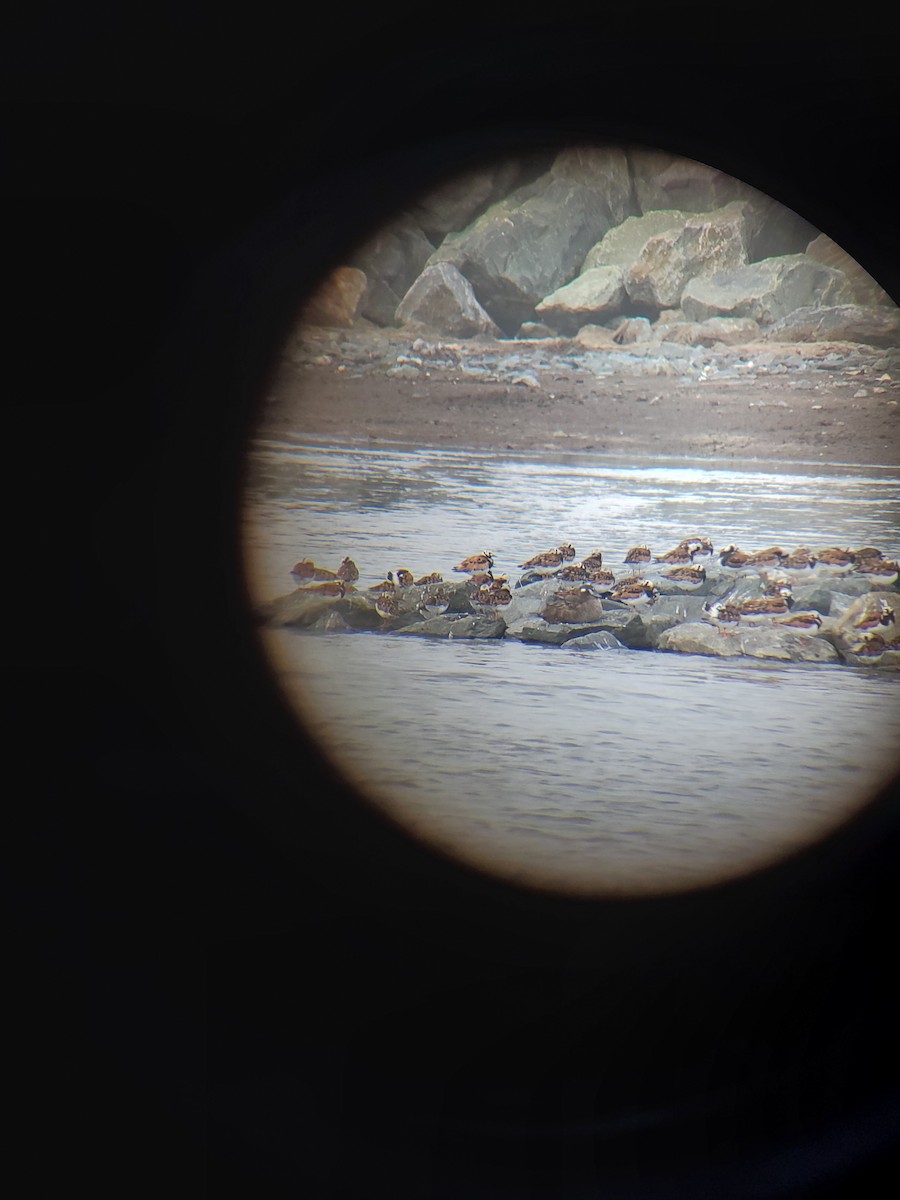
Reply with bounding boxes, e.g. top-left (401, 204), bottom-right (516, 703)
top-left (256, 326), bottom-right (900, 468)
